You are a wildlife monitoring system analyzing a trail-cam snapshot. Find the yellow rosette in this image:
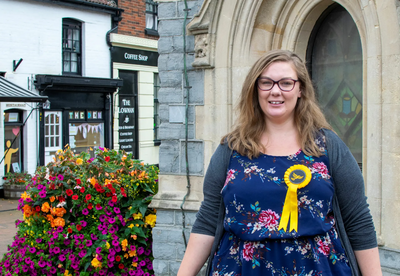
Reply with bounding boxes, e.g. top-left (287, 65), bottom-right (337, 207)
top-left (278, 164), bottom-right (312, 232)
